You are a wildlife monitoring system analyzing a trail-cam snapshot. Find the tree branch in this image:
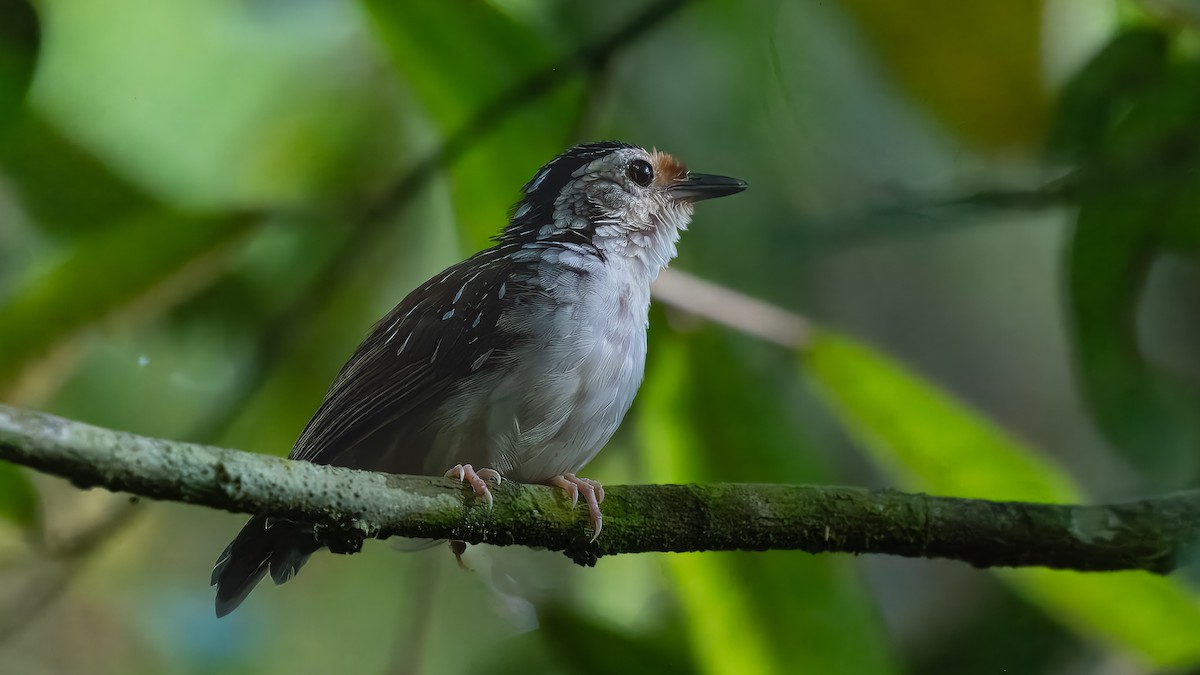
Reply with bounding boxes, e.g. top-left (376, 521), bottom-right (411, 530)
top-left (1, 403), bottom-right (1196, 573)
